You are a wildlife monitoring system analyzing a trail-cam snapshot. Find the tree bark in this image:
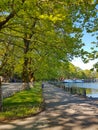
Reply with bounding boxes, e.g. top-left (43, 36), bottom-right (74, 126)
top-left (22, 20), bottom-right (37, 89)
top-left (22, 37), bottom-right (30, 90)
top-left (29, 72), bottom-right (35, 88)
top-left (0, 12), bottom-right (15, 30)
top-left (0, 78), bottom-right (3, 112)
top-left (22, 60), bottom-right (30, 90)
